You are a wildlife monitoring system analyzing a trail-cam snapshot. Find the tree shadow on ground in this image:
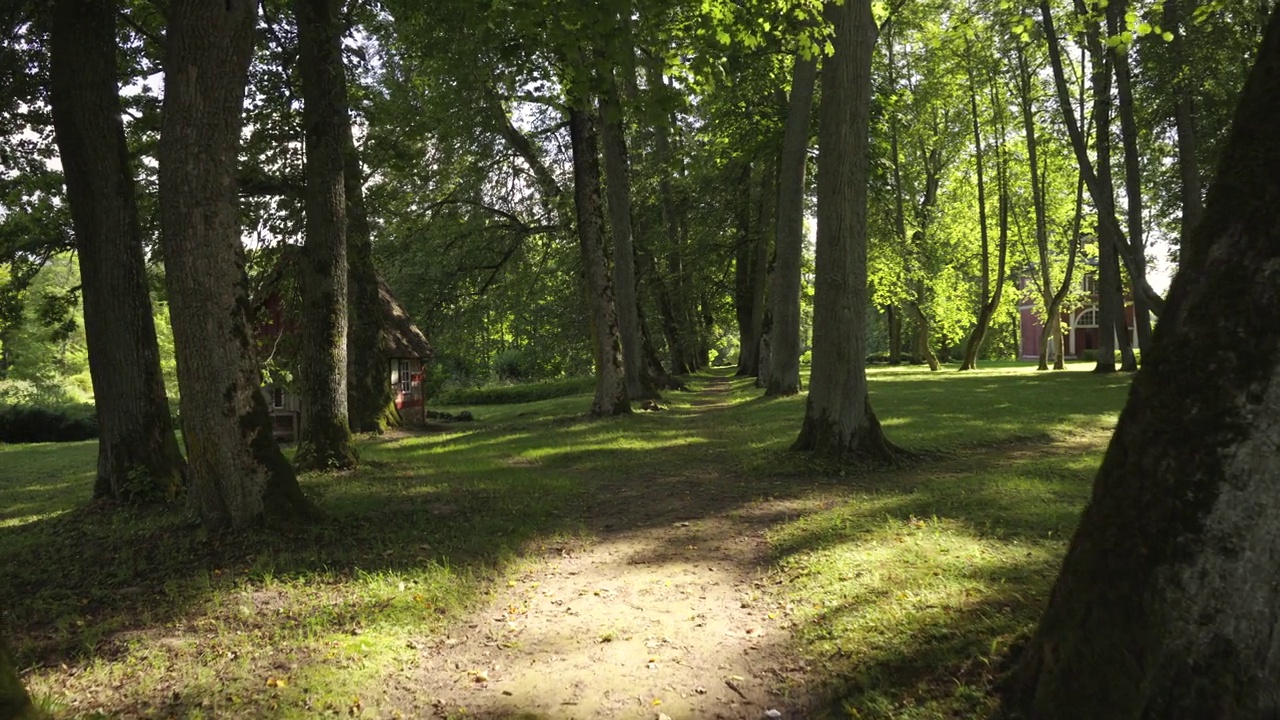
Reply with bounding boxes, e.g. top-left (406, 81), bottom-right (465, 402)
top-left (0, 367), bottom-right (1121, 717)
